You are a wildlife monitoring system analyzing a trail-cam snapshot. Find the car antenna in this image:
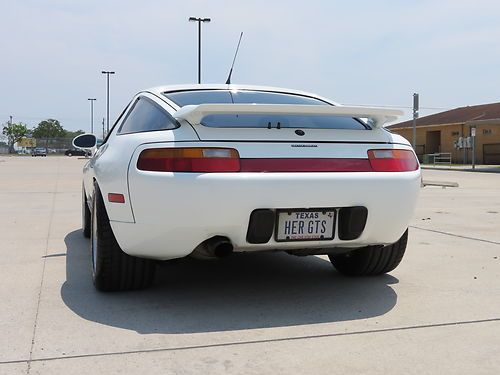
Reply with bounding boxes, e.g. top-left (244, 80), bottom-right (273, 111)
top-left (225, 32), bottom-right (243, 85)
